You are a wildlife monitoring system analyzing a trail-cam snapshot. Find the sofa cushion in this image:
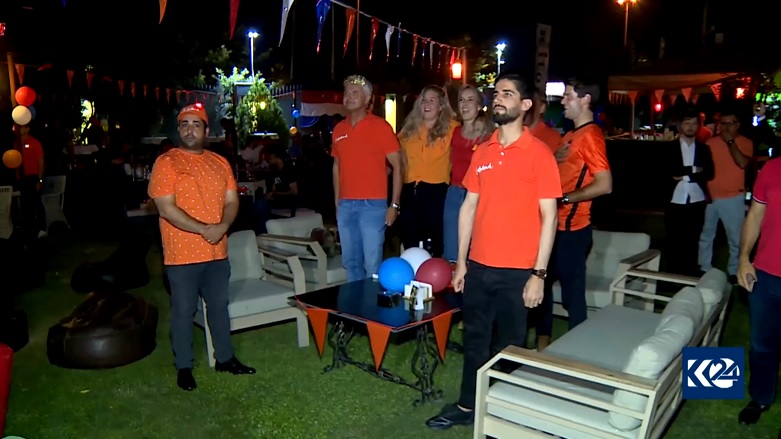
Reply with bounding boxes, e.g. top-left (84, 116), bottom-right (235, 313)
top-left (696, 268), bottom-right (727, 315)
top-left (265, 214), bottom-right (325, 254)
top-left (609, 324), bottom-right (690, 430)
top-left (301, 255), bottom-right (347, 286)
top-left (545, 305), bottom-right (661, 372)
top-left (658, 287), bottom-right (704, 330)
top-left (196, 279), bottom-right (293, 321)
